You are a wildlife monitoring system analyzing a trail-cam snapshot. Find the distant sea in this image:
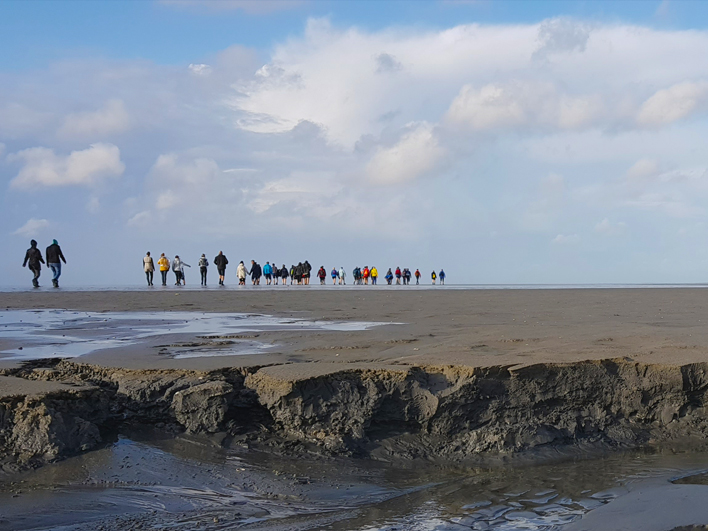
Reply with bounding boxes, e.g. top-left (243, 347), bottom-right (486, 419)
top-left (2, 283), bottom-right (708, 292)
